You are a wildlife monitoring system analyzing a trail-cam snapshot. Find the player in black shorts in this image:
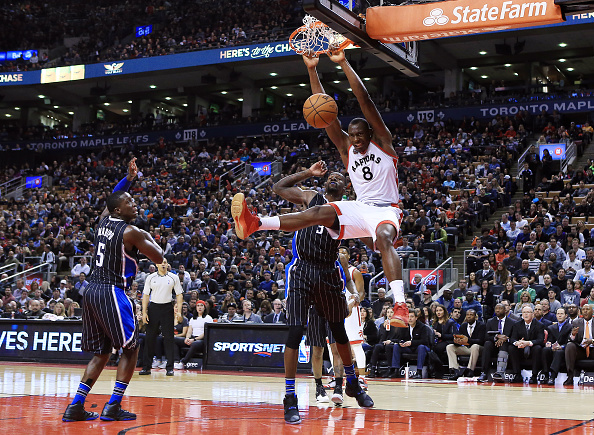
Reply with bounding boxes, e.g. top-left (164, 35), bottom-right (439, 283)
top-left (273, 161), bottom-right (373, 424)
top-left (63, 158), bottom-right (164, 422)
